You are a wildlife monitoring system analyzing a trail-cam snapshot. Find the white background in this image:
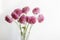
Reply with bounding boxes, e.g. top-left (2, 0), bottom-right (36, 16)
top-left (0, 0), bottom-right (60, 40)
